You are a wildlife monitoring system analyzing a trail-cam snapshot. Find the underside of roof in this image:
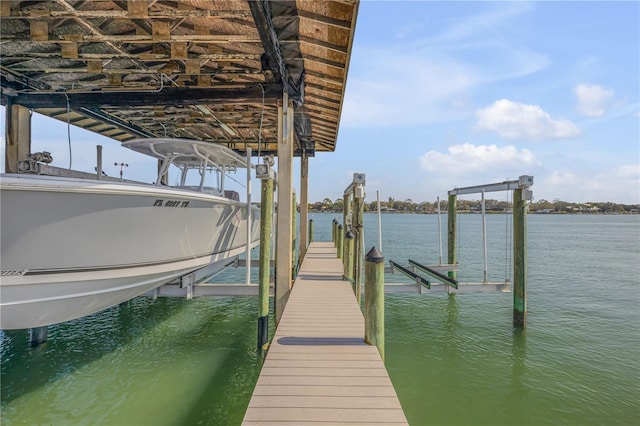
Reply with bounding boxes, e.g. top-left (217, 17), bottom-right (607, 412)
top-left (0, 0), bottom-right (359, 156)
